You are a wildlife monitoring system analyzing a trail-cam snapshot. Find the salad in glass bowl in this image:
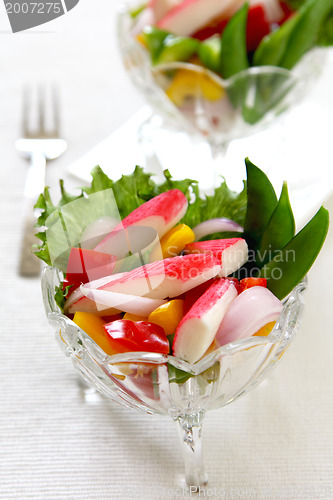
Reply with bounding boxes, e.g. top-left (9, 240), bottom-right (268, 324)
top-left (117, 0), bottom-right (331, 152)
top-left (36, 158), bottom-right (328, 489)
